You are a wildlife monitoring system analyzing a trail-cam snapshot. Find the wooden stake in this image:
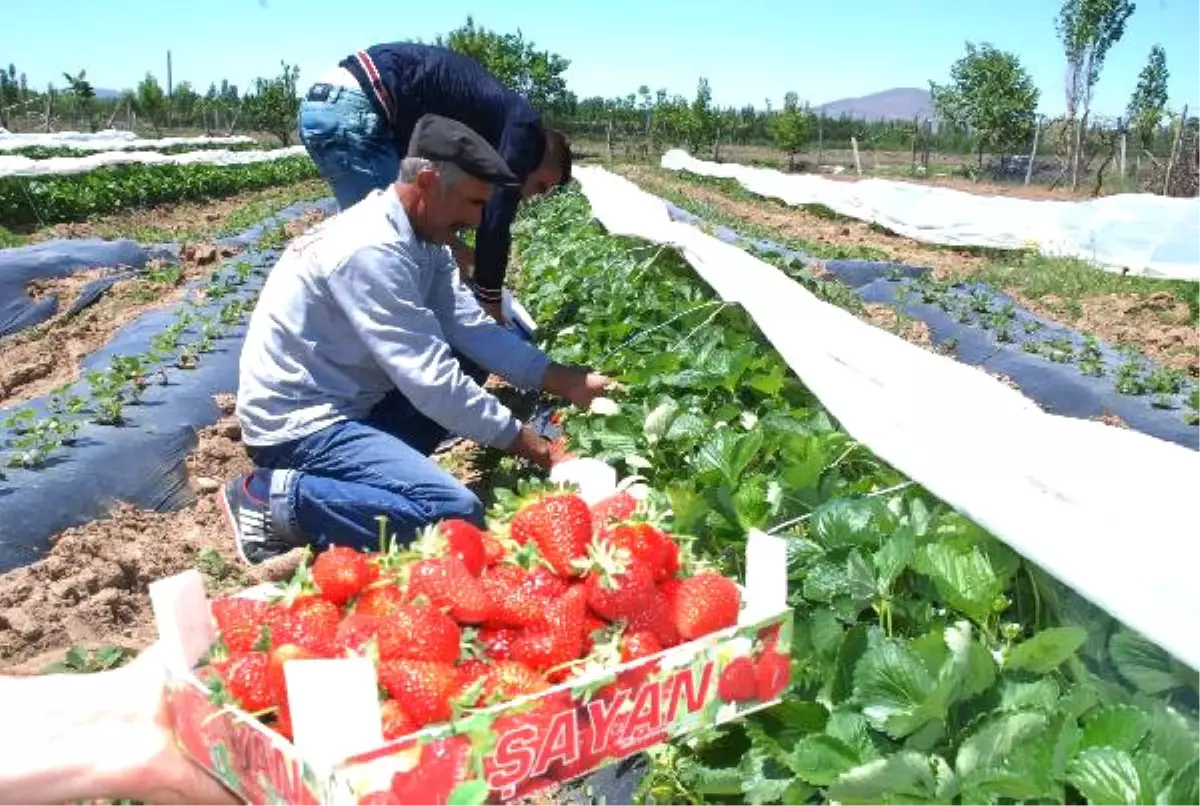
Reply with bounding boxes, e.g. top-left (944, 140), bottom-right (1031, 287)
top-left (1024, 116), bottom-right (1041, 186)
top-left (851, 136), bottom-right (862, 176)
top-left (1163, 104), bottom-right (1187, 196)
